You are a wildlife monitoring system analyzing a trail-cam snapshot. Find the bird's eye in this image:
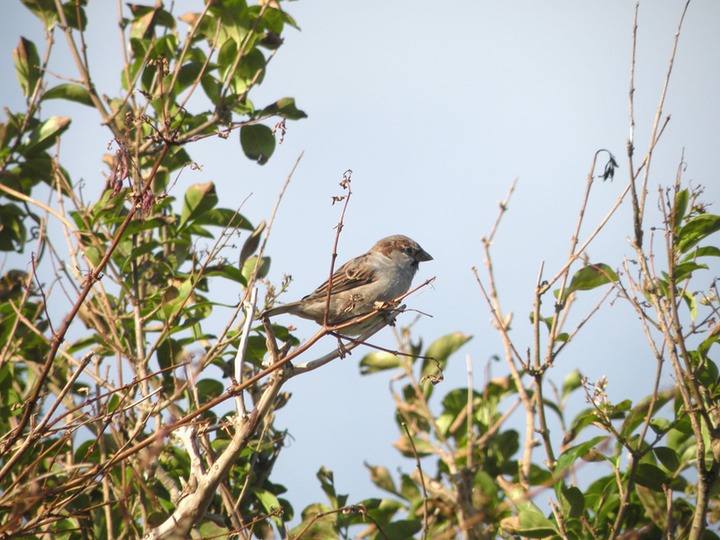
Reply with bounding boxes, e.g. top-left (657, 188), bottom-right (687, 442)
top-left (403, 246), bottom-right (415, 256)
